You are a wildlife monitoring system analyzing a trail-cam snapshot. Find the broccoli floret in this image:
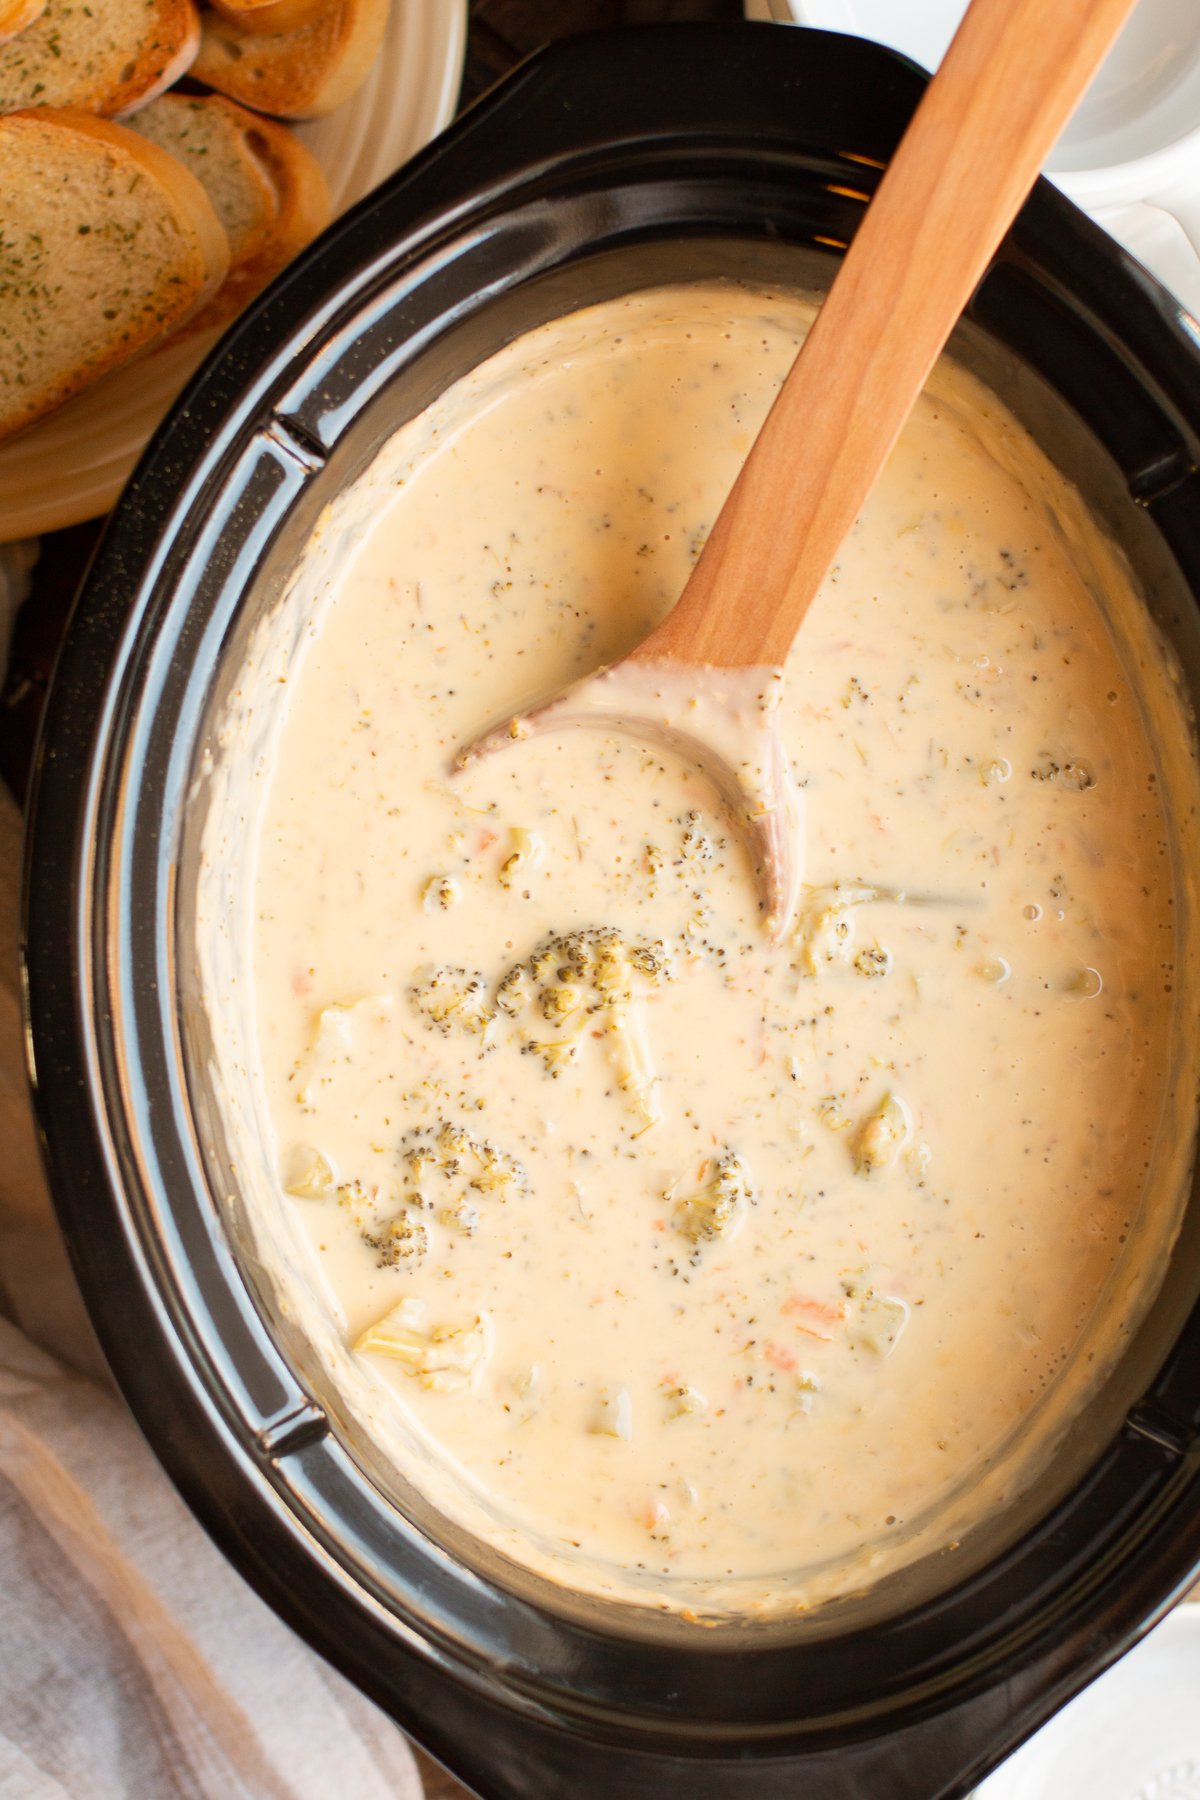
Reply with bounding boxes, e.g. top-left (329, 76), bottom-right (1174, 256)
top-left (399, 1121), bottom-right (526, 1202)
top-left (540, 976), bottom-right (585, 1024)
top-left (671, 1149), bottom-right (754, 1246)
top-left (494, 963), bottom-right (531, 1017)
top-left (409, 966), bottom-right (492, 1037)
top-left (362, 1209), bottom-right (429, 1268)
top-left (433, 1119), bottom-right (474, 1167)
top-left (629, 939), bottom-right (673, 982)
top-left (498, 927), bottom-right (674, 1127)
top-left (471, 1141), bottom-right (524, 1194)
top-left (522, 927), bottom-right (671, 1011)
top-left (334, 1179), bottom-right (431, 1269)
top-left (333, 1120), bottom-right (524, 1268)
